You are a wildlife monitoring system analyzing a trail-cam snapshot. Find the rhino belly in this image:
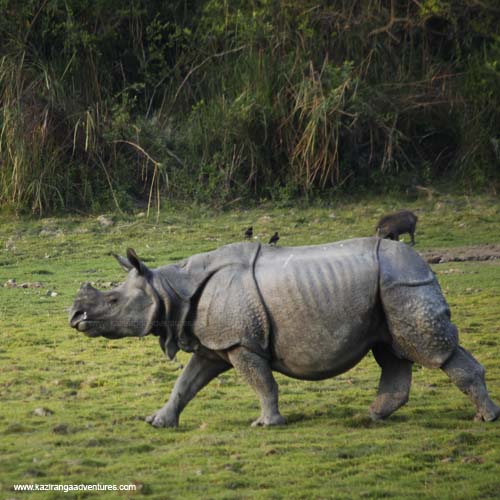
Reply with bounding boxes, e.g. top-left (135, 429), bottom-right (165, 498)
top-left (255, 248), bottom-right (381, 380)
top-left (270, 321), bottom-right (378, 380)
